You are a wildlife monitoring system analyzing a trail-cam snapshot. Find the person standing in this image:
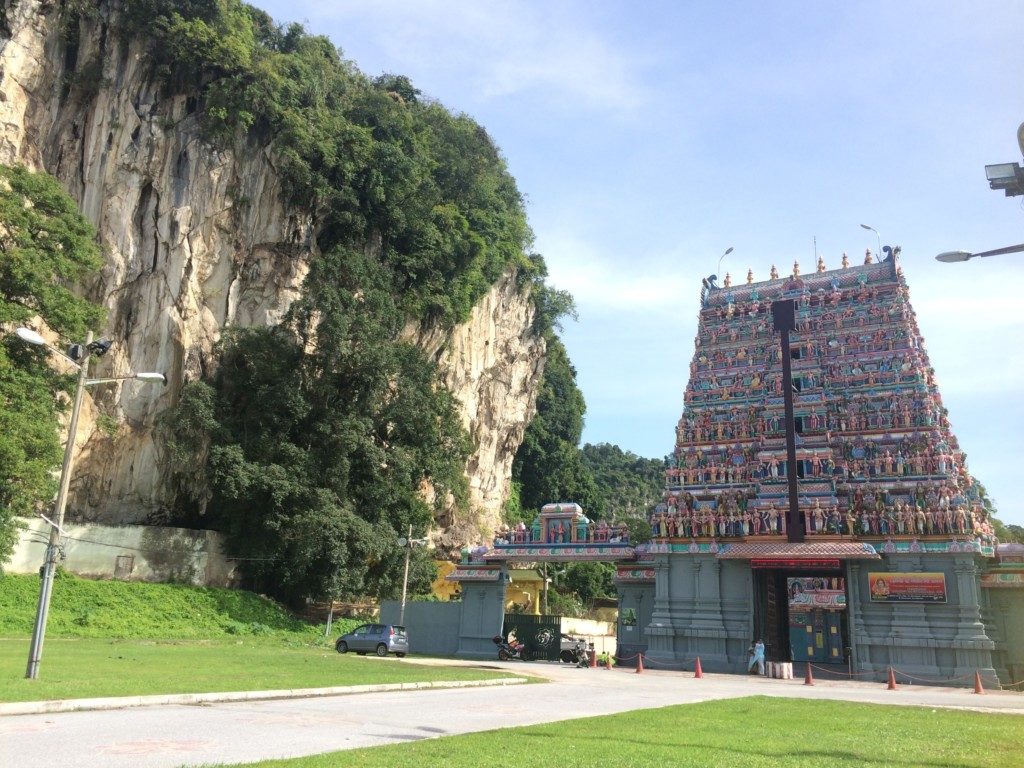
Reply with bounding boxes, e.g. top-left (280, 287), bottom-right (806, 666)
top-left (748, 639), bottom-right (766, 675)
